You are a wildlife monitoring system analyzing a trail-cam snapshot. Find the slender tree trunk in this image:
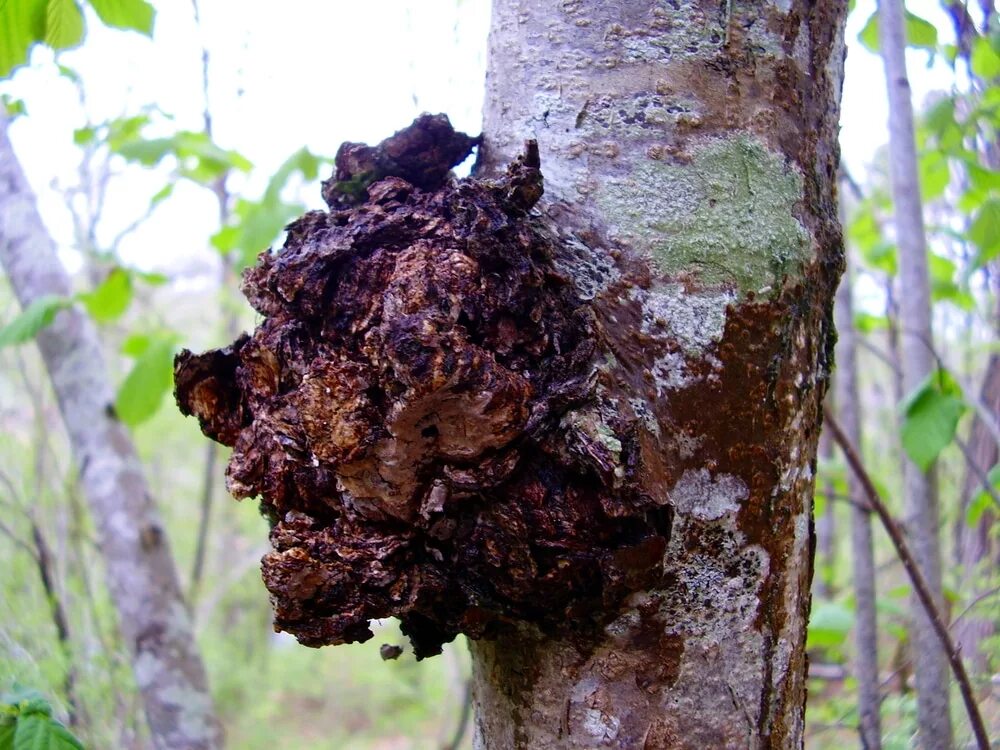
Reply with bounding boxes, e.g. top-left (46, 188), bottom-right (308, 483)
top-left (833, 256), bottom-right (882, 749)
top-left (878, 0), bottom-right (953, 746)
top-left (472, 1), bottom-right (847, 746)
top-left (814, 401), bottom-right (836, 600)
top-left (0, 114), bottom-right (224, 750)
